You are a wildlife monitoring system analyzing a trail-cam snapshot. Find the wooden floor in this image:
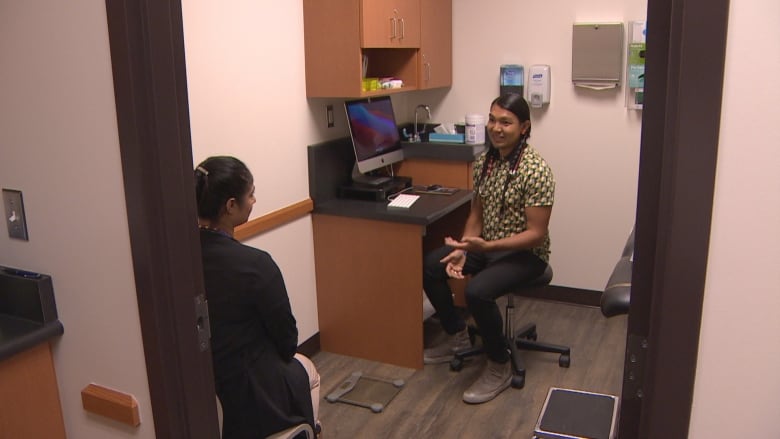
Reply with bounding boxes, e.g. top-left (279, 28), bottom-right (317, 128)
top-left (311, 297), bottom-right (627, 439)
